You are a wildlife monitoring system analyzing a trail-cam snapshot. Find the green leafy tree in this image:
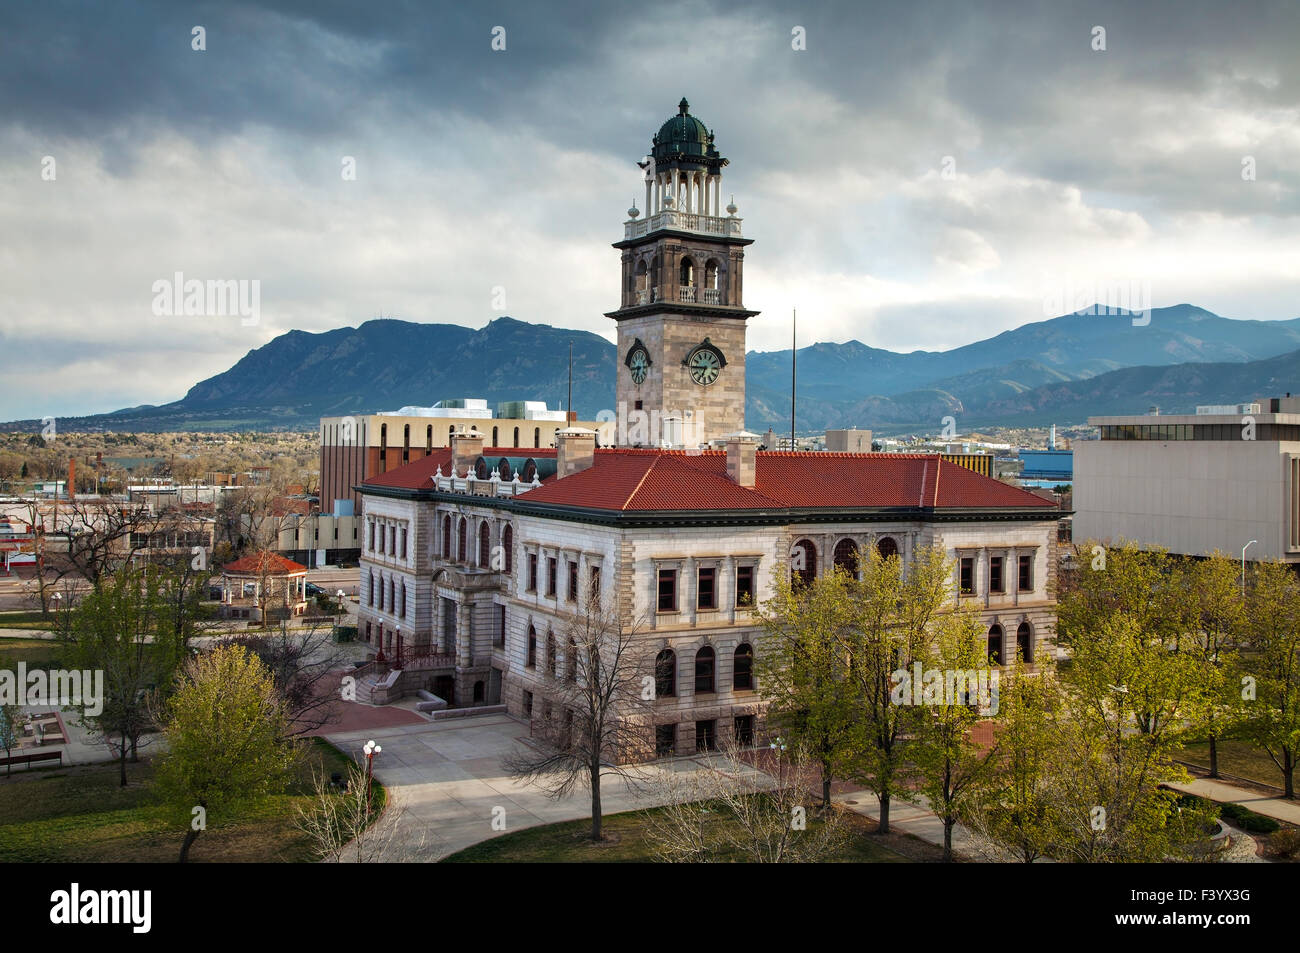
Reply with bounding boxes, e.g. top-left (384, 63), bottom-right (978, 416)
top-left (1242, 561), bottom-right (1300, 798)
top-left (964, 657), bottom-right (1065, 862)
top-left (155, 644), bottom-right (299, 862)
top-left (758, 567), bottom-right (858, 810)
top-left (62, 565), bottom-right (189, 786)
top-left (1182, 553), bottom-right (1247, 778)
top-left (839, 544), bottom-right (953, 834)
top-left (910, 609), bottom-right (1000, 860)
top-left (0, 704), bottom-right (21, 775)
